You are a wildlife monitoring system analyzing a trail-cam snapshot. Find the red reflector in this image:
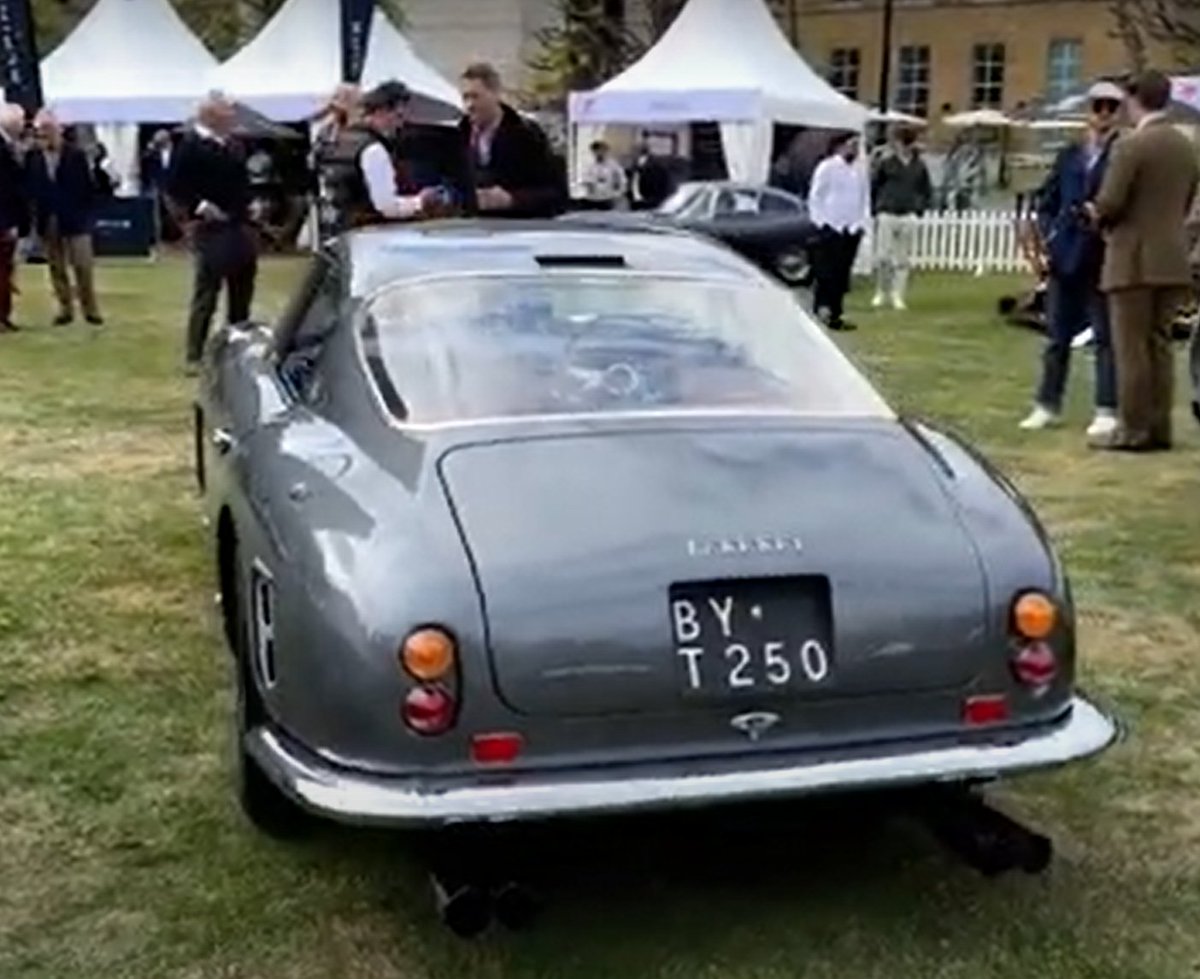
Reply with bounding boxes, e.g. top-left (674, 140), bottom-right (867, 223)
top-left (402, 685), bottom-right (455, 735)
top-left (471, 732), bottom-right (523, 765)
top-left (963, 694), bottom-right (1010, 726)
top-left (1012, 642), bottom-right (1058, 689)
